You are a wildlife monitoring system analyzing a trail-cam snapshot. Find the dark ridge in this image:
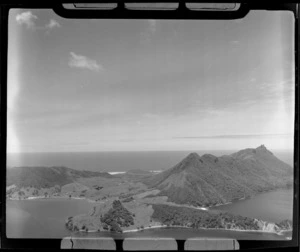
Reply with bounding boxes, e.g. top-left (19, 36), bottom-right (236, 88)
top-left (7, 166), bottom-right (113, 189)
top-left (186, 152), bottom-right (201, 160)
